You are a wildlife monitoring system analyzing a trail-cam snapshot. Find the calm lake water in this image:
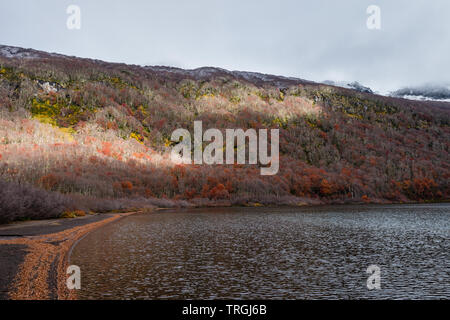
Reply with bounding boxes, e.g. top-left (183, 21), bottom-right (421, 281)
top-left (70, 204), bottom-right (449, 299)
